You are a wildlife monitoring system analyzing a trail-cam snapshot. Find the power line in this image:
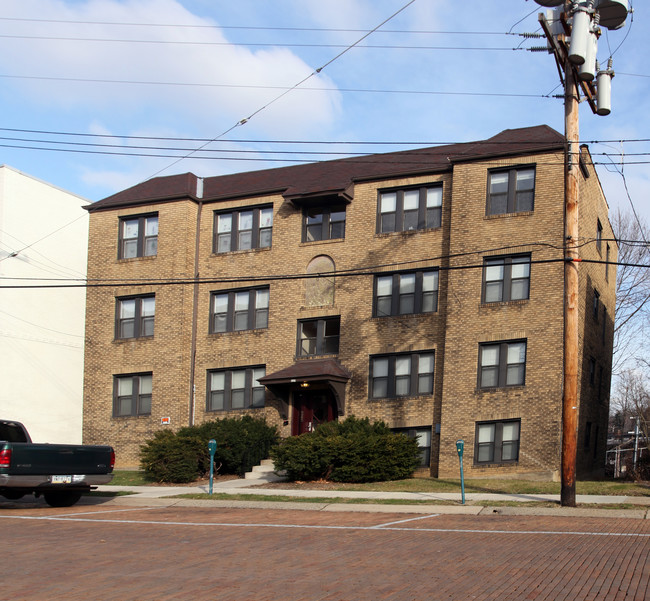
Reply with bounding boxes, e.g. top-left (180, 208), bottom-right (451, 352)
top-left (0, 34), bottom-right (525, 52)
top-left (0, 213), bottom-right (88, 263)
top-left (0, 16), bottom-right (519, 36)
top-left (0, 309), bottom-right (84, 339)
top-left (1, 234), bottom-right (644, 290)
top-left (2, 134), bottom-right (650, 160)
top-left (1, 256), bottom-right (645, 290)
top-left (2, 126), bottom-right (650, 147)
top-left (3, 141), bottom-right (650, 166)
top-left (0, 73), bottom-right (557, 99)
